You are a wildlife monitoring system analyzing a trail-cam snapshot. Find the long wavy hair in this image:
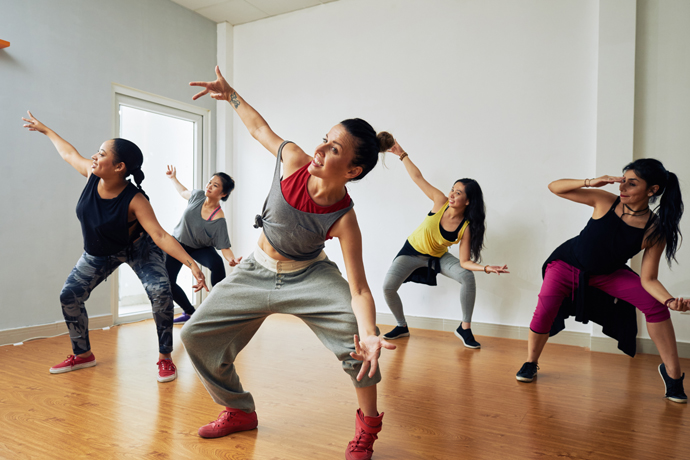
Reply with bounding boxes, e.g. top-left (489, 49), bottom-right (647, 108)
top-left (623, 158), bottom-right (683, 265)
top-left (456, 178), bottom-right (485, 262)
